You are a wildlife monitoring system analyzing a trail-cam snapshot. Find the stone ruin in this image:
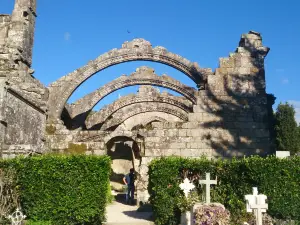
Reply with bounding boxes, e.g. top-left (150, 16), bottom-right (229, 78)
top-left (0, 0), bottom-right (274, 203)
